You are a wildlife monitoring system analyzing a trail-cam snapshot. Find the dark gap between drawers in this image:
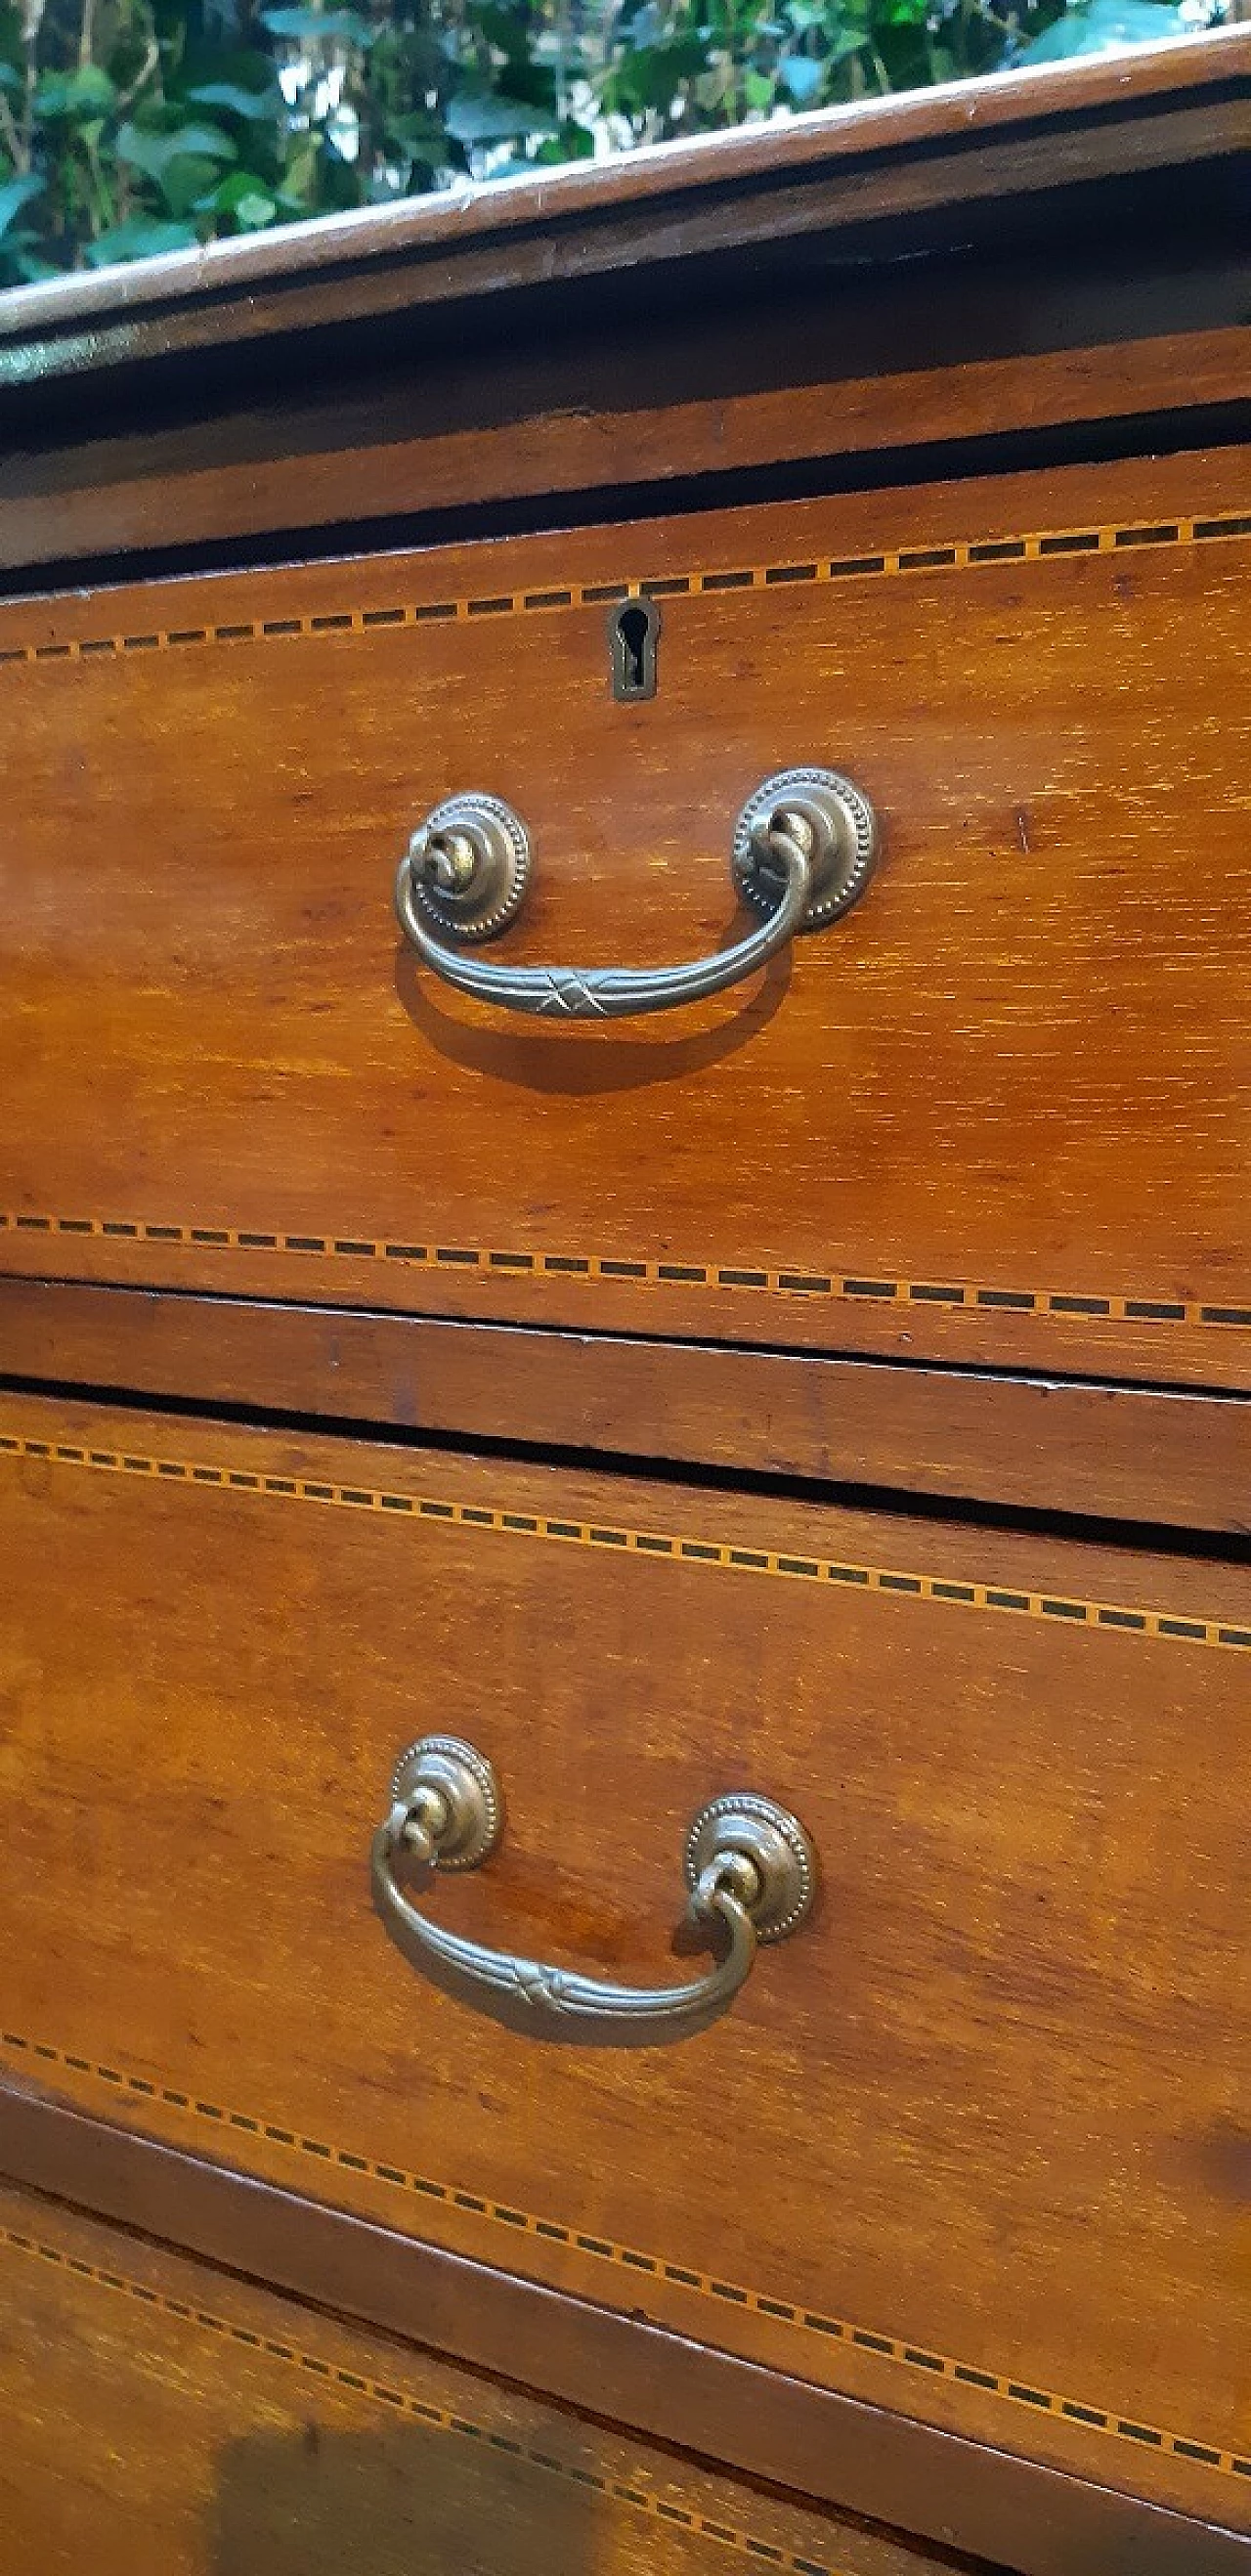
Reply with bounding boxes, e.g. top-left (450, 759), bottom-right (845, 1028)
top-left (3, 399), bottom-right (1250, 603)
top-left (1, 1362), bottom-right (1247, 1568)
